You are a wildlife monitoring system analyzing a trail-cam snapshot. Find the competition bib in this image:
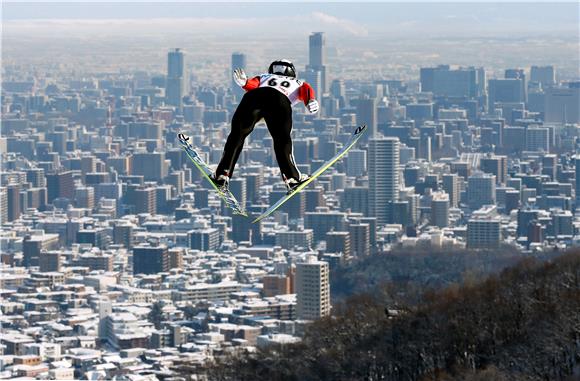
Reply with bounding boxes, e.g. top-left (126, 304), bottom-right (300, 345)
top-left (258, 74), bottom-right (303, 104)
